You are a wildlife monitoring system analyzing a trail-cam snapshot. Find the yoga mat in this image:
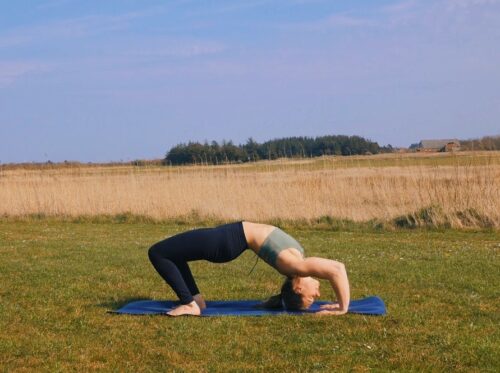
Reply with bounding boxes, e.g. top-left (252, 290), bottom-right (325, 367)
top-left (109, 296), bottom-right (386, 316)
